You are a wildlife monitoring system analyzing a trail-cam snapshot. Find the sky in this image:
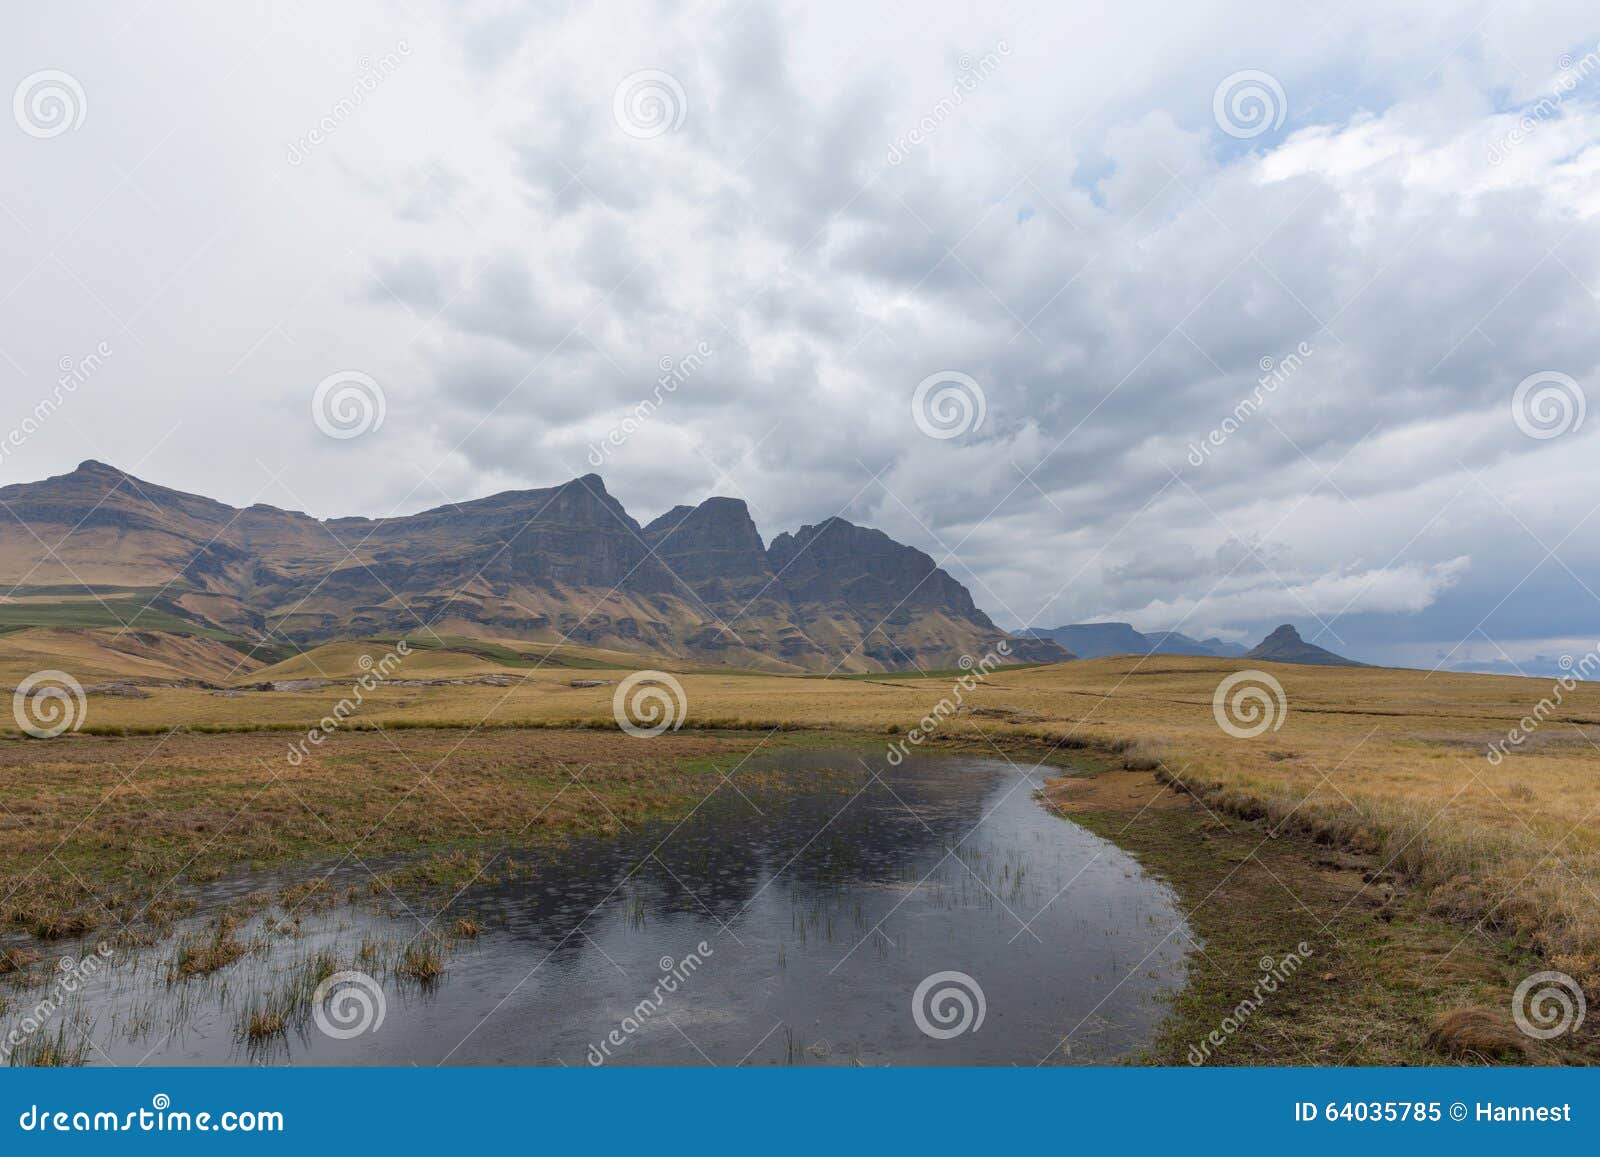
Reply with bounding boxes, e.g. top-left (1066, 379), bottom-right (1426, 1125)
top-left (2, 1), bottom-right (1599, 673)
